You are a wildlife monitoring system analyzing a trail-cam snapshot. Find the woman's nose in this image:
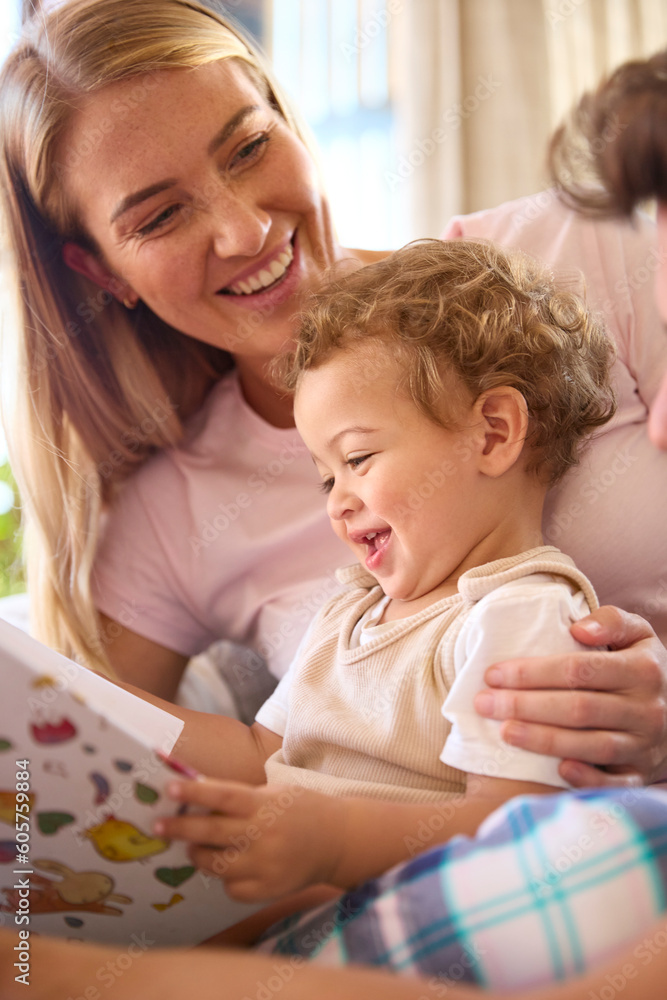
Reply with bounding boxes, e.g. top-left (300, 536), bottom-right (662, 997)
top-left (327, 480), bottom-right (362, 522)
top-left (210, 187), bottom-right (271, 260)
